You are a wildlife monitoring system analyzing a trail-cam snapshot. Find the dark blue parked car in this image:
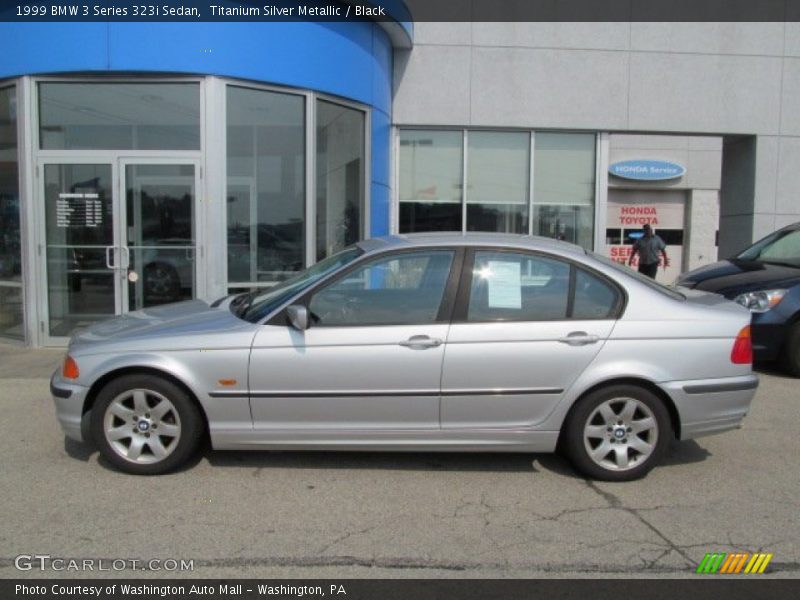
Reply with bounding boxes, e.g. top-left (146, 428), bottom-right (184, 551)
top-left (677, 223), bottom-right (800, 376)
